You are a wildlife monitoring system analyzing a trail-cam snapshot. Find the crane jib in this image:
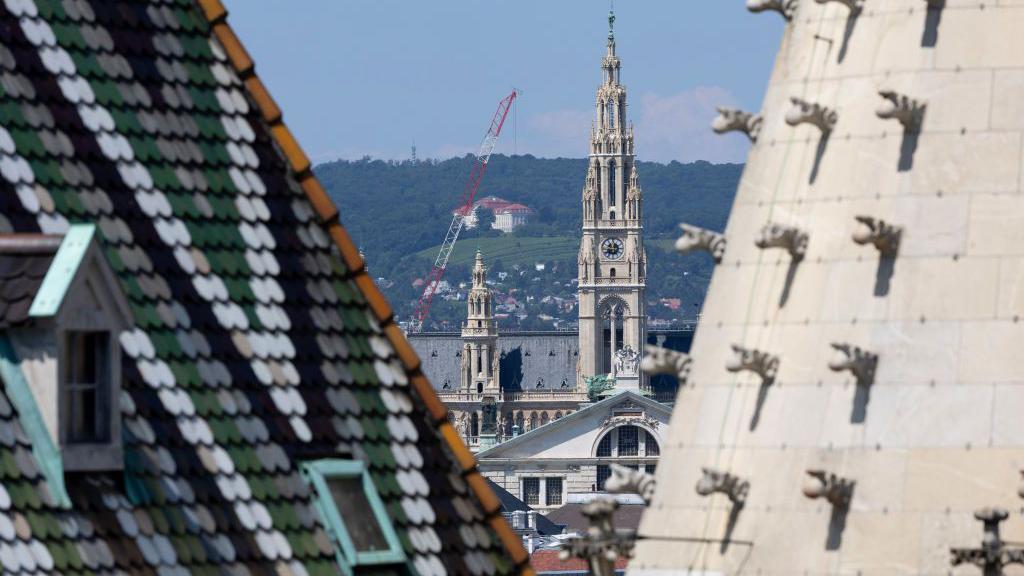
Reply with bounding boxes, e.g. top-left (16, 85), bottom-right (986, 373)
top-left (412, 89), bottom-right (518, 329)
